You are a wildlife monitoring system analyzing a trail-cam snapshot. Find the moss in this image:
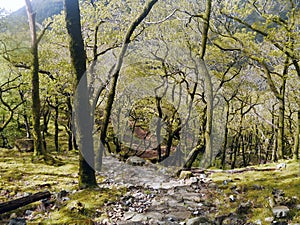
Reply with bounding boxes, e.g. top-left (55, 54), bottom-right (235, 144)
top-left (39, 188), bottom-right (125, 224)
top-left (210, 161), bottom-right (300, 224)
